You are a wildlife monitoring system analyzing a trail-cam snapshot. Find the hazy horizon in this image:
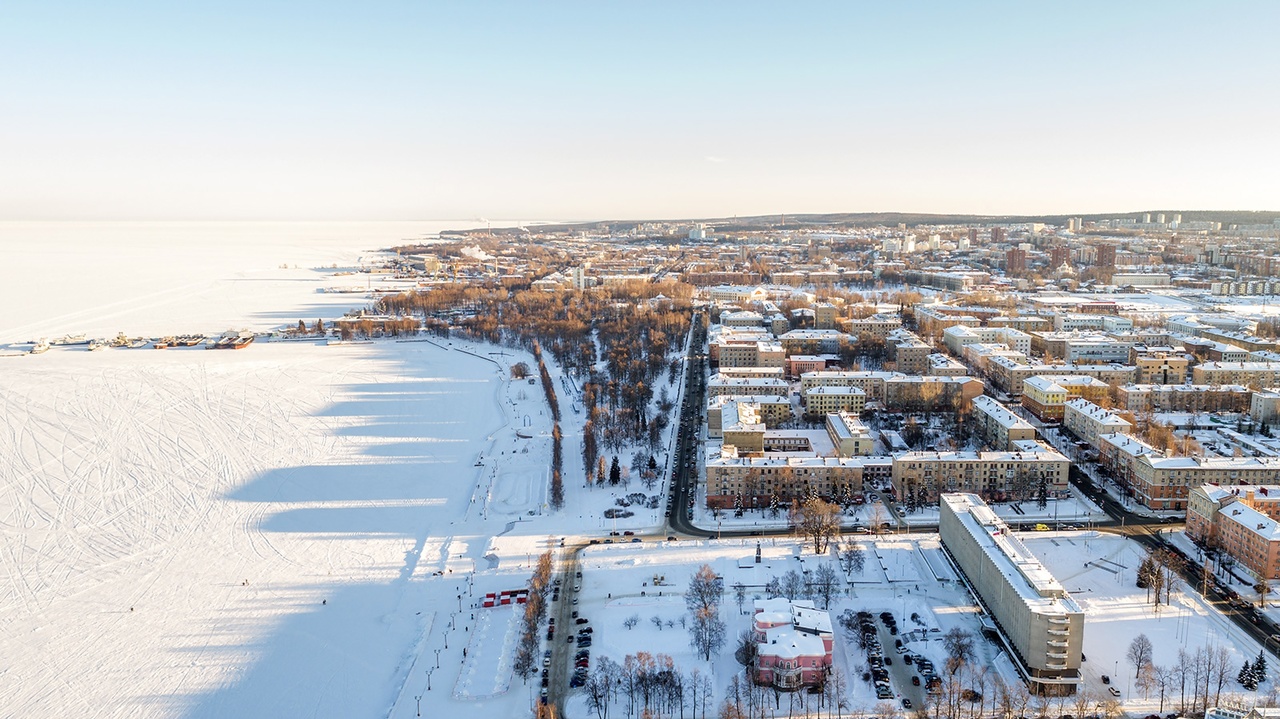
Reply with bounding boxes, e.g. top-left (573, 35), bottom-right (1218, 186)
top-left (3, 2), bottom-right (1277, 221)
